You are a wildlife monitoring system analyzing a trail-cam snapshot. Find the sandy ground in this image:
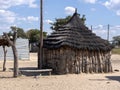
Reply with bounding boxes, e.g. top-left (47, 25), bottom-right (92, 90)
top-left (0, 53), bottom-right (120, 90)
